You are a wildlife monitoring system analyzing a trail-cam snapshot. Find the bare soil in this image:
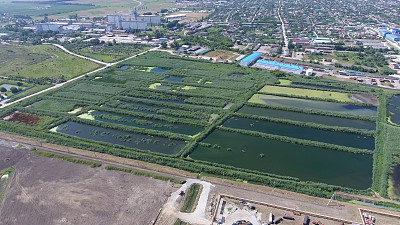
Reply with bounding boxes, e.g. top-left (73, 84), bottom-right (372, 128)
top-left (350, 93), bottom-right (379, 105)
top-left (0, 139), bottom-right (178, 225)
